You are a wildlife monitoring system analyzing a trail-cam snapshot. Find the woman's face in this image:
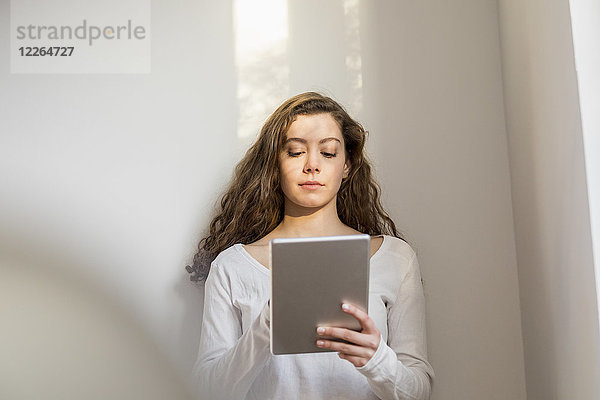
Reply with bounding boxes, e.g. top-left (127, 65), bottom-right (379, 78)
top-left (279, 113), bottom-right (350, 210)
